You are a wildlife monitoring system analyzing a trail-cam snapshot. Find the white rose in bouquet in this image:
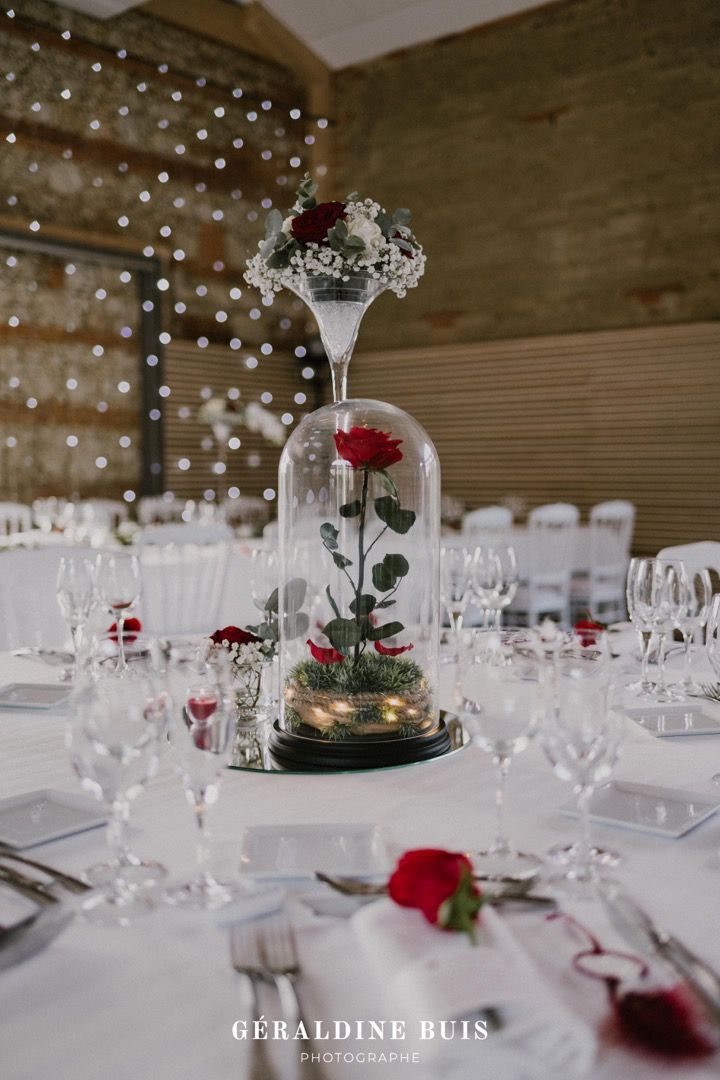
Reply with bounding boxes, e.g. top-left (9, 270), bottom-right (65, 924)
top-left (346, 215), bottom-right (383, 250)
